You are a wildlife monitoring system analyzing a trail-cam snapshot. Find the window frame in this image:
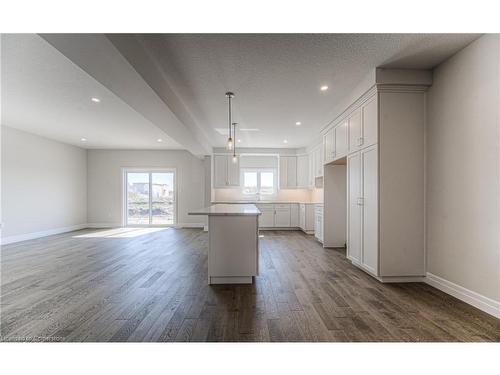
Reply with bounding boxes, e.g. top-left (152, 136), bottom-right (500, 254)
top-left (240, 167), bottom-right (278, 197)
